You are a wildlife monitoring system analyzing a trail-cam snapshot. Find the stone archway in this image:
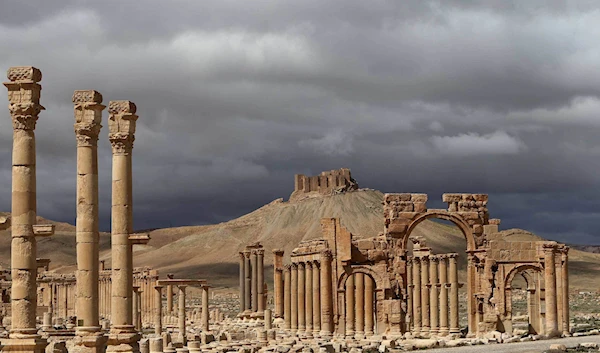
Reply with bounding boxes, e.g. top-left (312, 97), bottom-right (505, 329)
top-left (502, 264), bottom-right (544, 335)
top-left (402, 211), bottom-right (477, 251)
top-left (338, 267), bottom-right (384, 337)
